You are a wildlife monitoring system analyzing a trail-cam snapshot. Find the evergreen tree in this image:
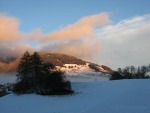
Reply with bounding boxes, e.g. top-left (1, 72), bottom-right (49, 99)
top-left (116, 65), bottom-right (150, 79)
top-left (13, 51), bottom-right (74, 95)
top-left (30, 52), bottom-right (45, 90)
top-left (117, 68), bottom-right (122, 74)
top-left (42, 70), bottom-right (73, 95)
top-left (16, 51), bottom-right (31, 81)
top-left (14, 51), bottom-right (32, 93)
top-left (141, 66), bottom-right (147, 78)
top-left (136, 66), bottom-right (141, 78)
top-left (110, 71), bottom-right (123, 80)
